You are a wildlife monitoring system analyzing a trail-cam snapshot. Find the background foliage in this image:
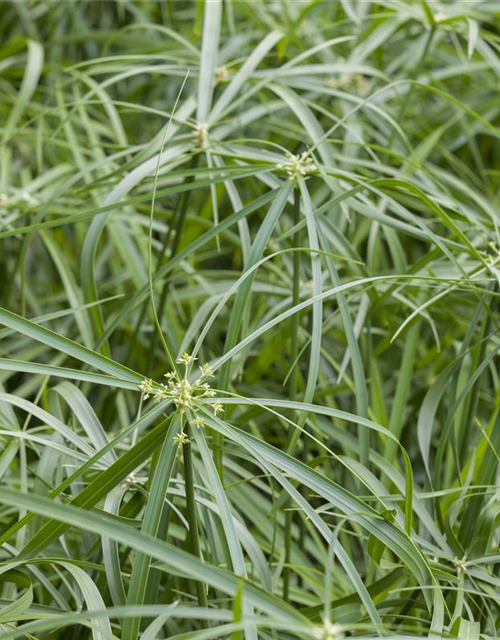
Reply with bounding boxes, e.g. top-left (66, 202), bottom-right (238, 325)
top-left (1, 1), bottom-right (500, 638)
